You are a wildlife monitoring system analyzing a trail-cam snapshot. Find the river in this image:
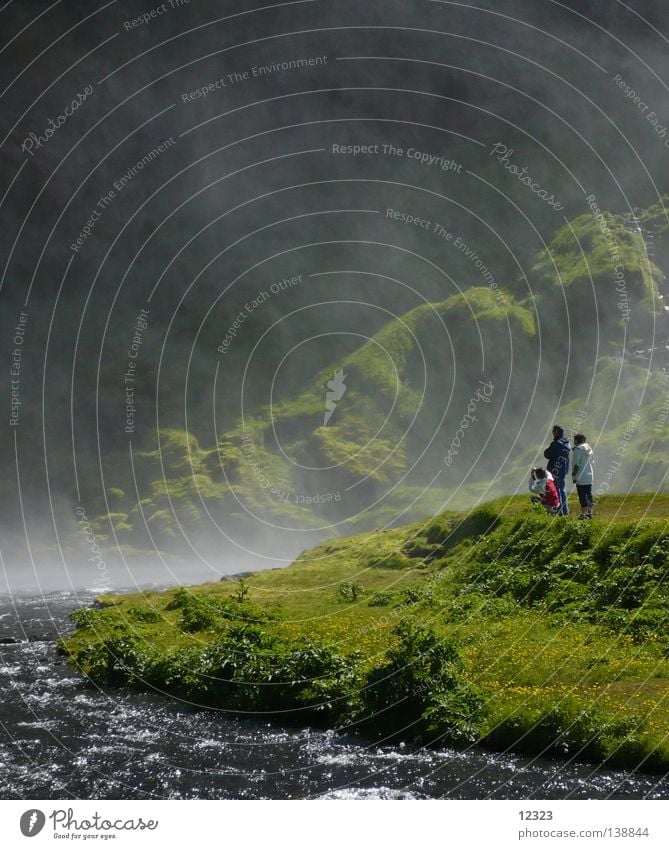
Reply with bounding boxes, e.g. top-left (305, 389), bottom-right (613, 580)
top-left (0, 592), bottom-right (666, 800)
